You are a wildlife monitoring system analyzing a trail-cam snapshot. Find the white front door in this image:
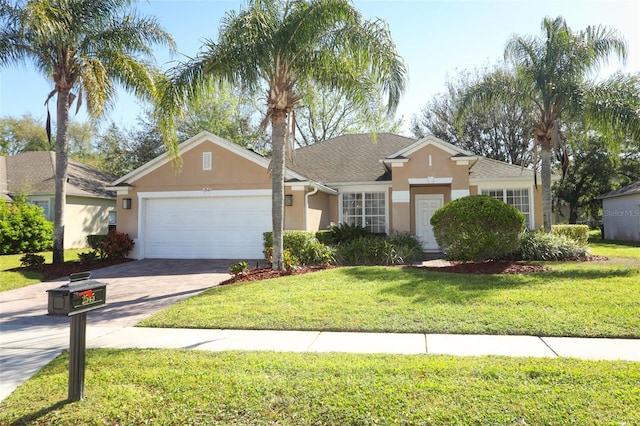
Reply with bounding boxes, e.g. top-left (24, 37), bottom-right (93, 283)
top-left (415, 195), bottom-right (444, 251)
